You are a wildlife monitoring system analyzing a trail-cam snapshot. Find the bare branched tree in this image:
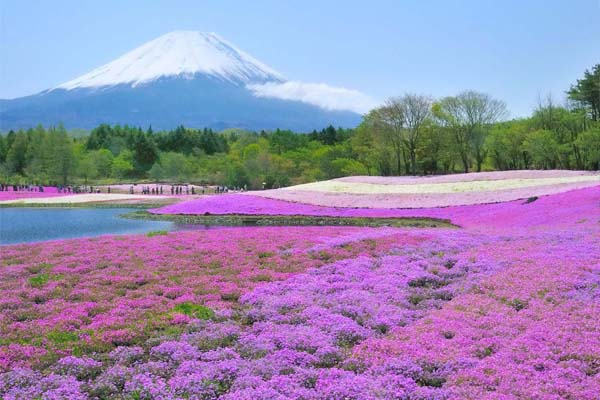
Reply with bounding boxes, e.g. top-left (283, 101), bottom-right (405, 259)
top-left (375, 98), bottom-right (405, 175)
top-left (436, 91), bottom-right (508, 172)
top-left (399, 93), bottom-right (432, 175)
top-left (369, 94), bottom-right (432, 175)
